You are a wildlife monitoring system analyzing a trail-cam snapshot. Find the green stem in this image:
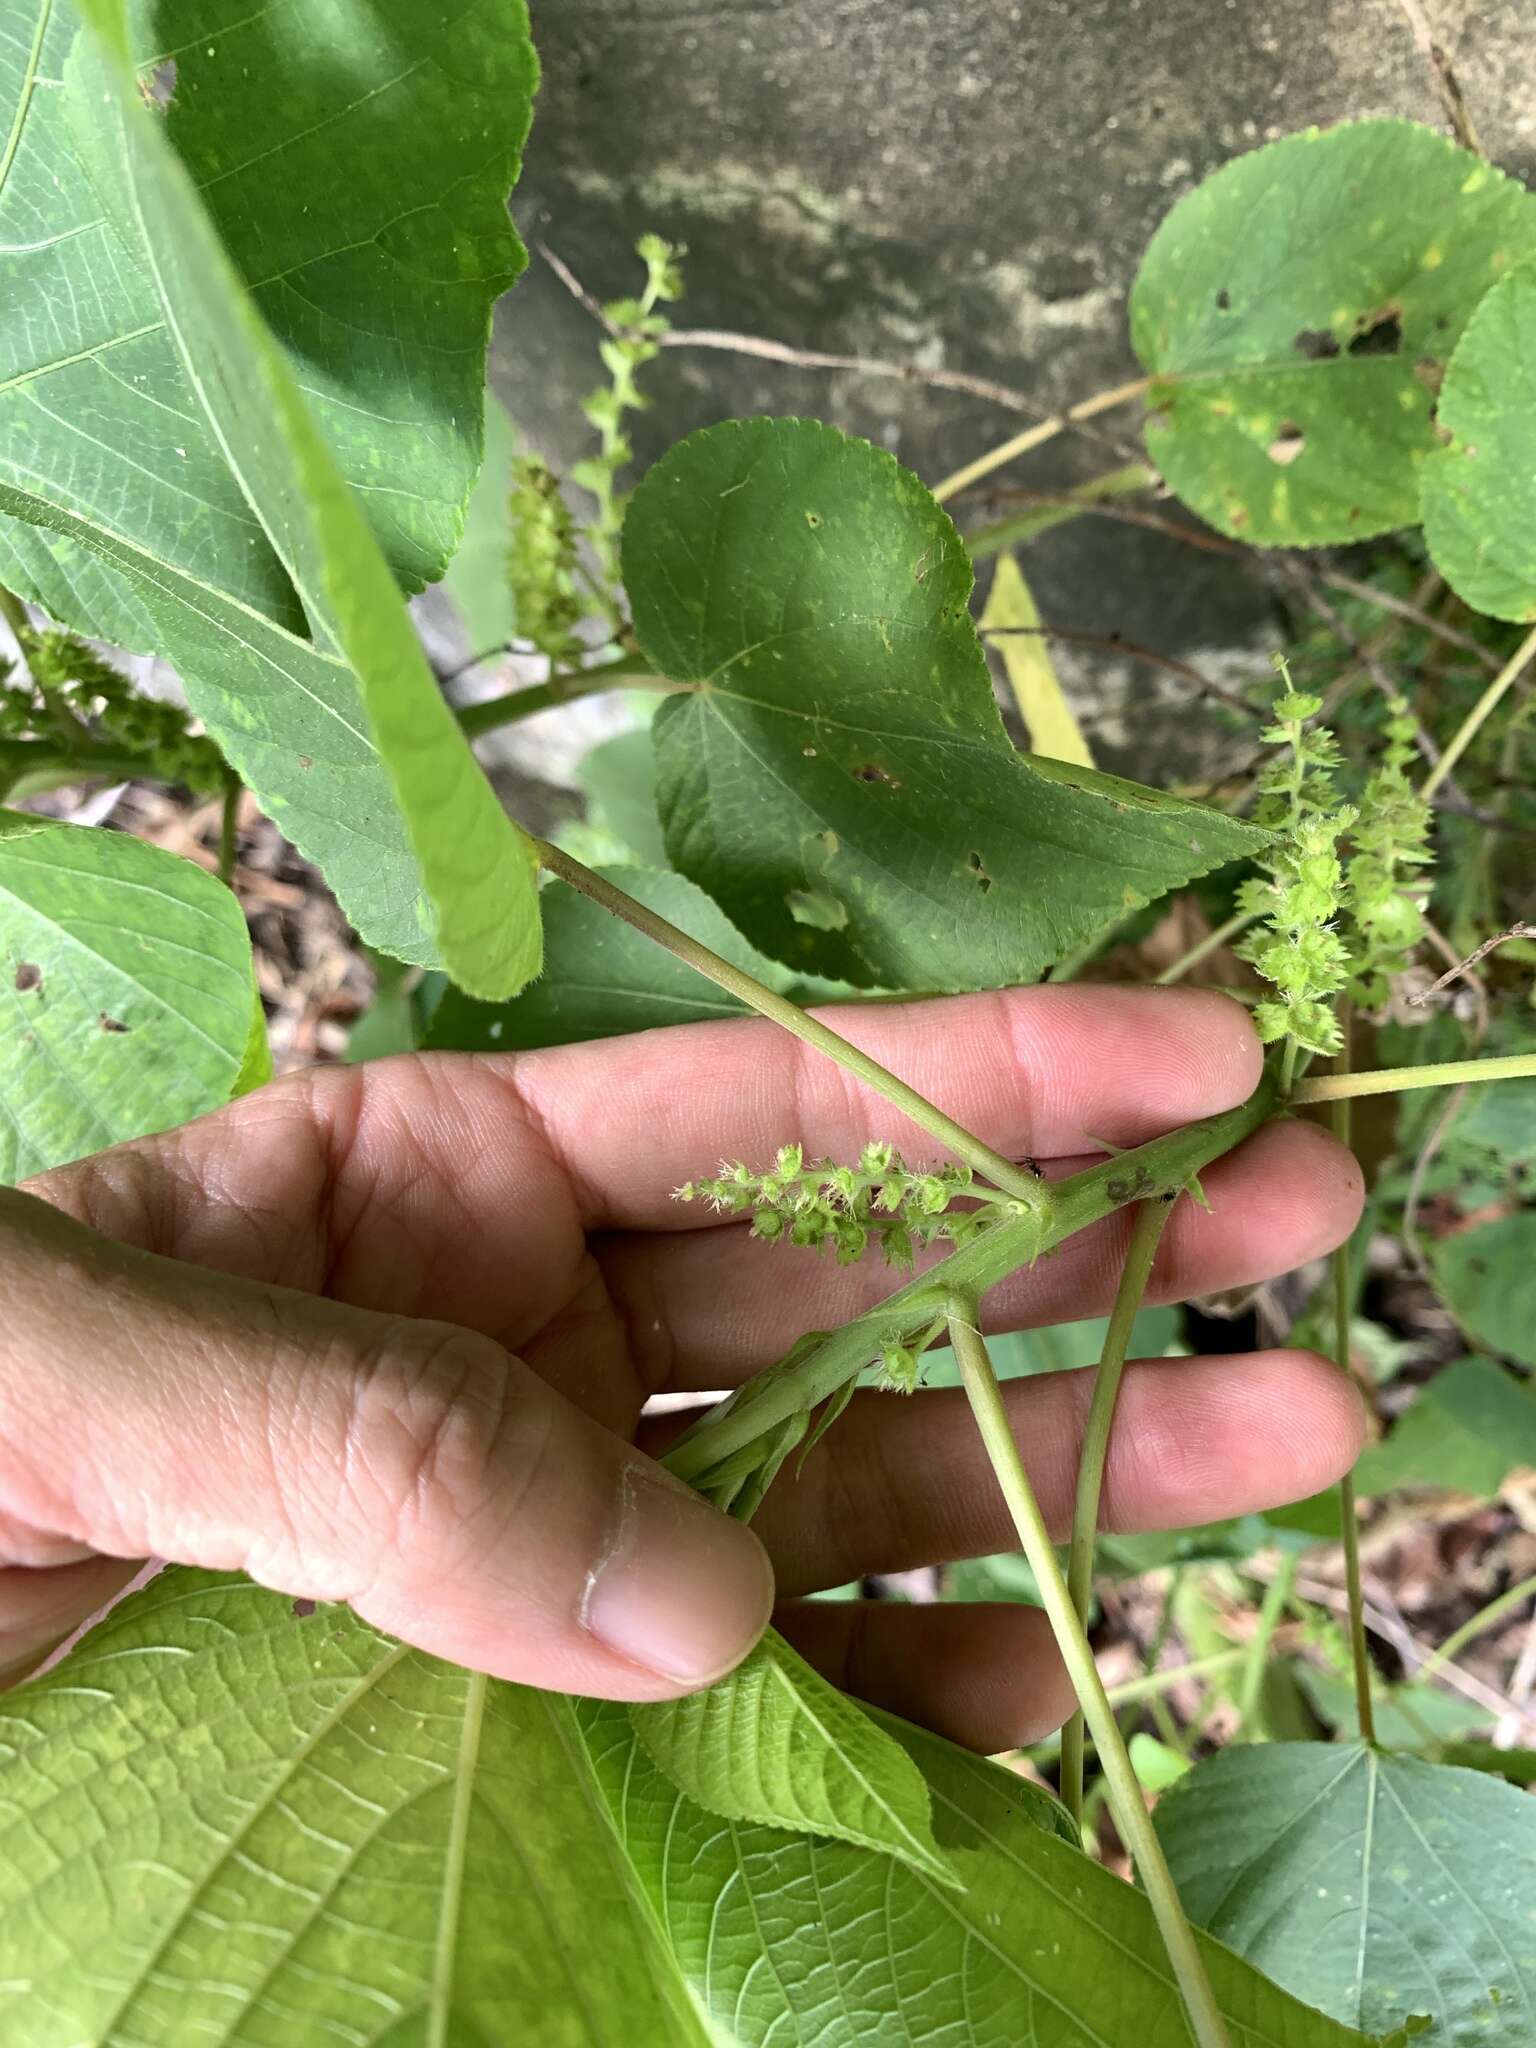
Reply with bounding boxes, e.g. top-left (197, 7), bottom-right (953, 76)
top-left (1059, 1197), bottom-right (1174, 1823)
top-left (1237, 1554), bottom-right (1297, 1737)
top-left (963, 462), bottom-right (1158, 560)
top-left (1099, 1646), bottom-right (1249, 1713)
top-left (1294, 1051), bottom-right (1536, 1103)
top-left (664, 1071), bottom-right (1278, 1488)
top-left (0, 584), bottom-right (29, 643)
top-left (1419, 1572), bottom-right (1536, 1681)
top-left (536, 840), bottom-right (1053, 1211)
top-left (946, 1302), bottom-right (1232, 2048)
top-left (1421, 621), bottom-right (1536, 800)
top-left (1279, 1036), bottom-right (1302, 1095)
top-left (1330, 1014), bottom-right (1378, 1747)
top-left (218, 772), bottom-right (241, 887)
top-left (1154, 909), bottom-right (1258, 987)
top-left (456, 657), bottom-right (677, 739)
top-left (931, 377), bottom-right (1153, 504)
